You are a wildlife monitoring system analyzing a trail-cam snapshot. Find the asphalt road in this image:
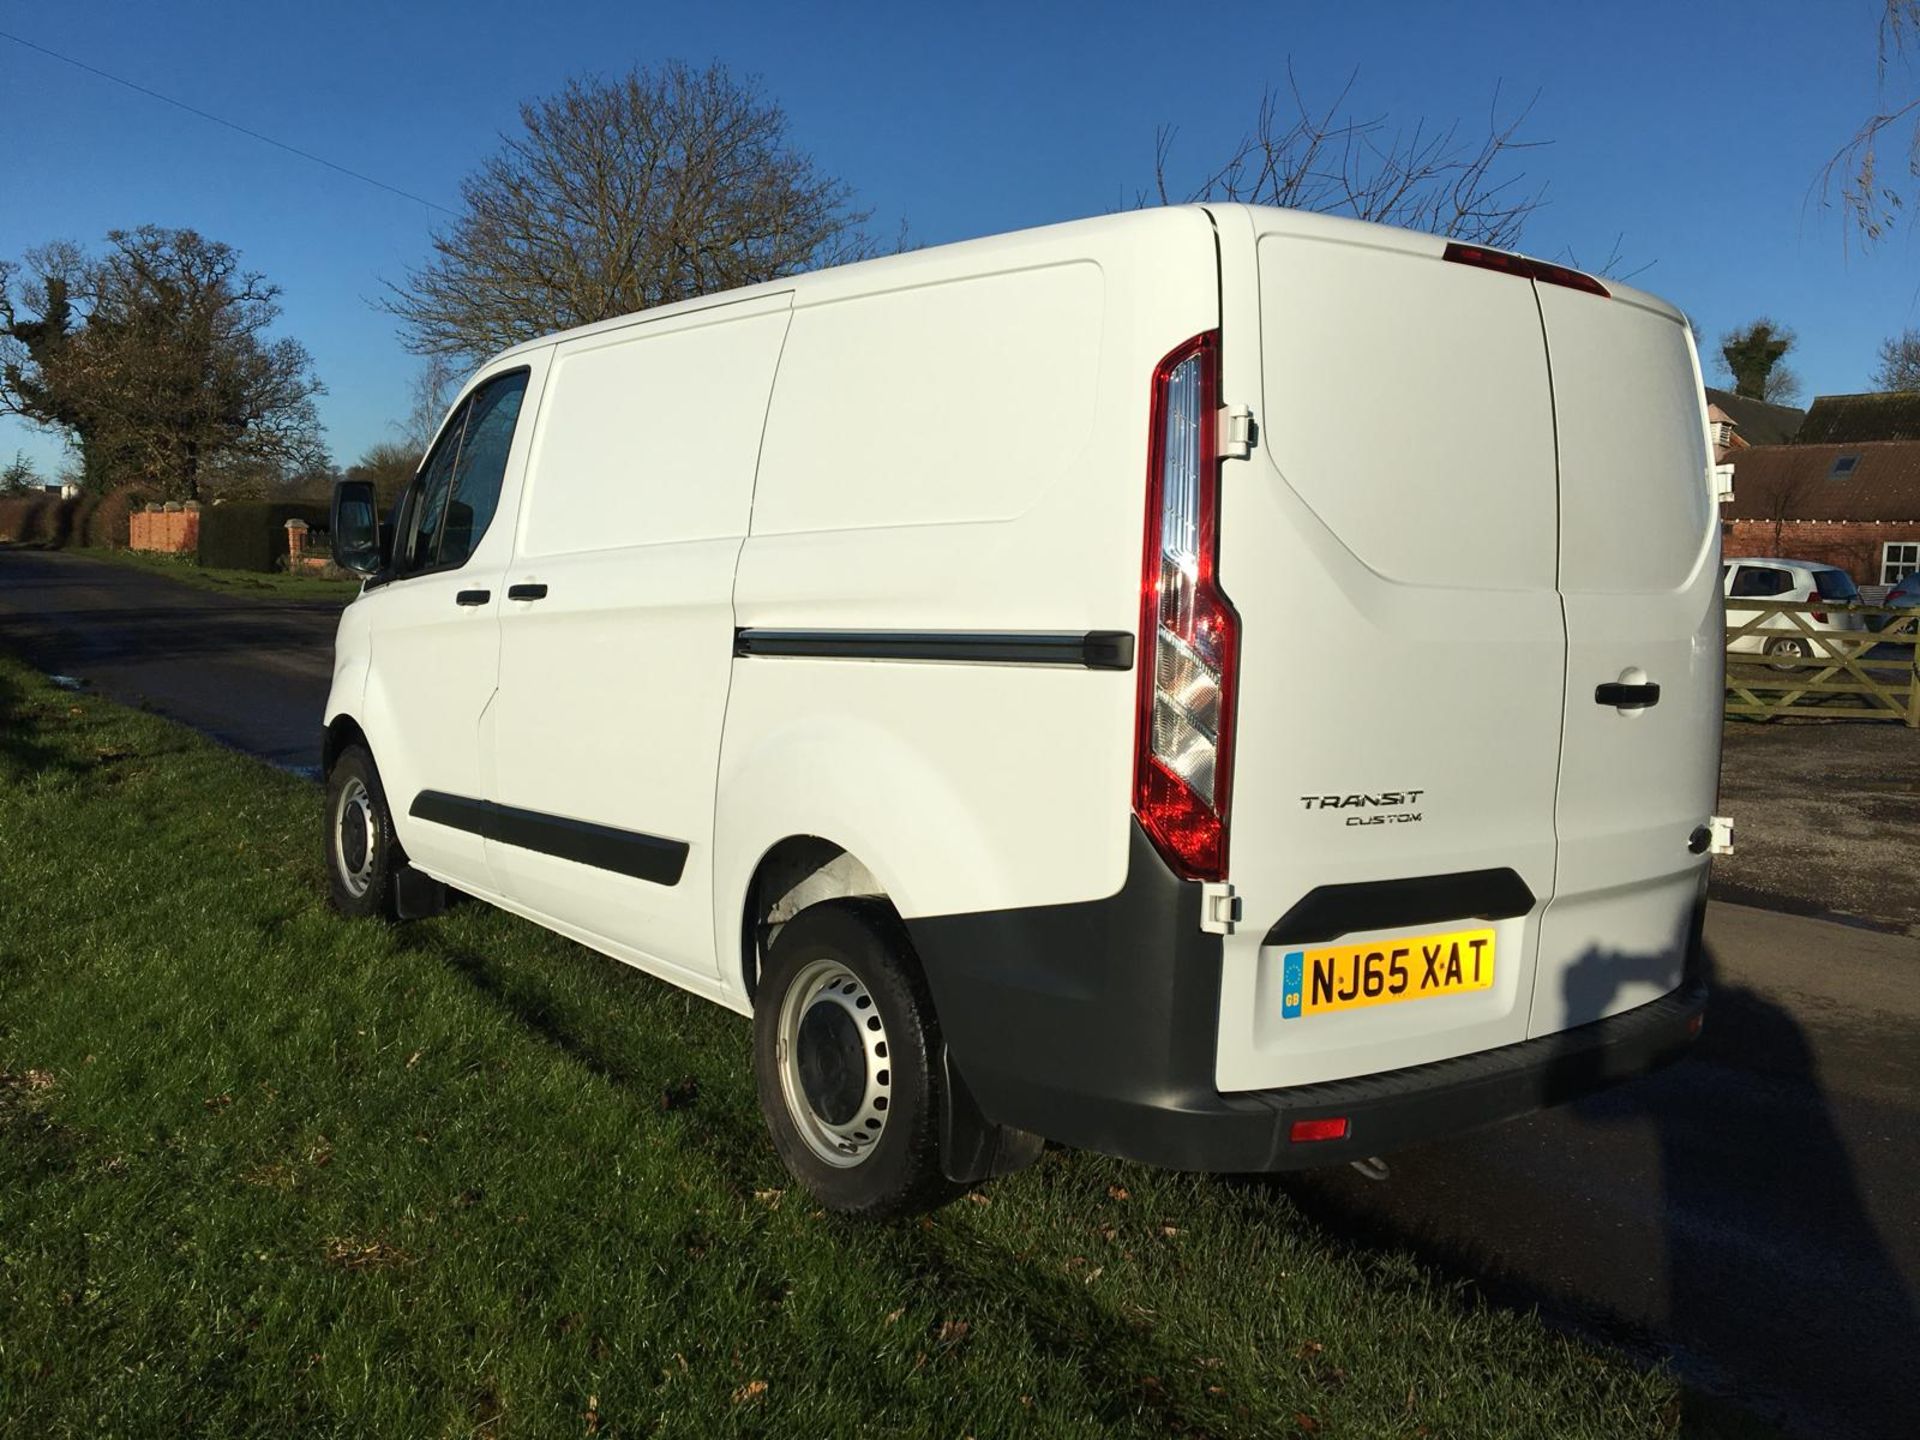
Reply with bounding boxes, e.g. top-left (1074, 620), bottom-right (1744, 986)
top-left (2, 545), bottom-right (1915, 1437)
top-left (0, 547), bottom-right (343, 772)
